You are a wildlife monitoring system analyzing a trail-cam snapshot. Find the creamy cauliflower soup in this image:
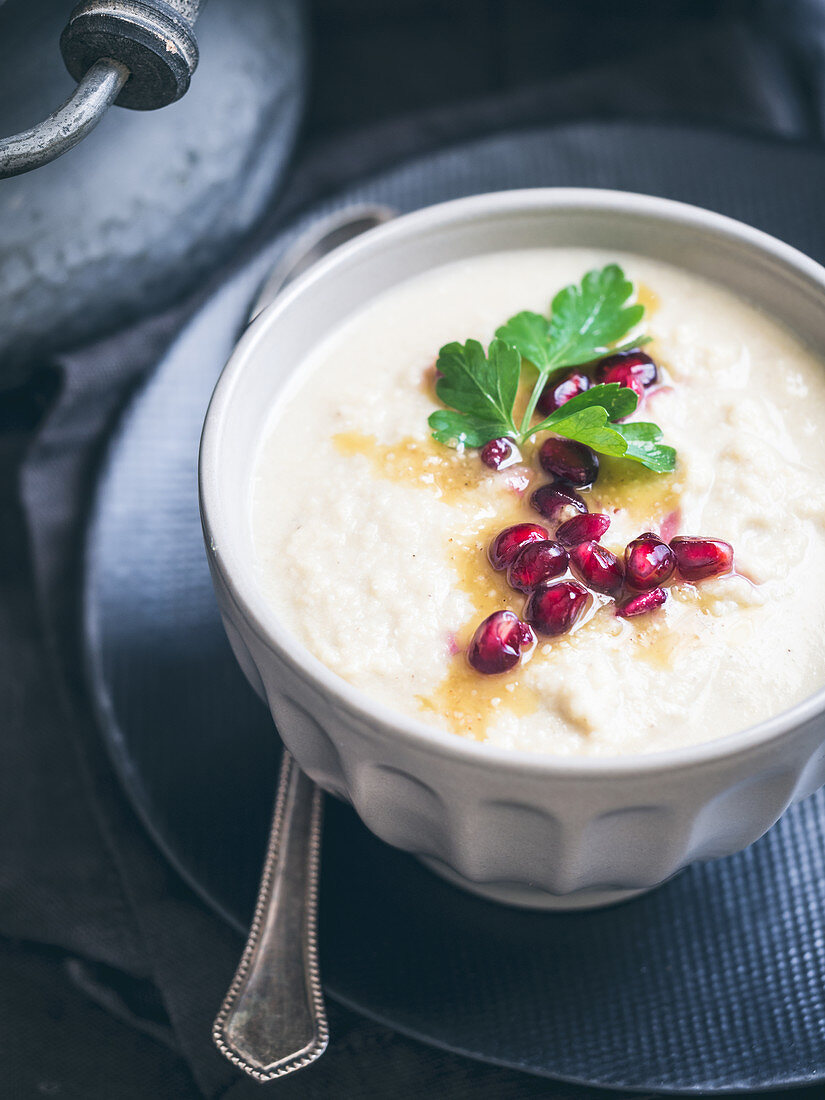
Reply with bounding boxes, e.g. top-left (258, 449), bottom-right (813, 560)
top-left (251, 249), bottom-right (825, 756)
